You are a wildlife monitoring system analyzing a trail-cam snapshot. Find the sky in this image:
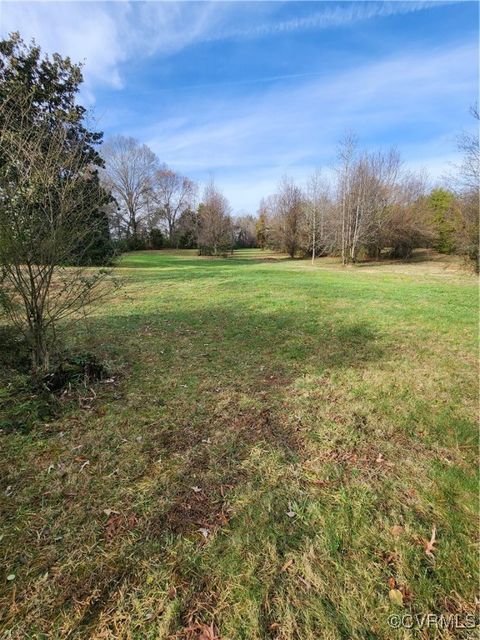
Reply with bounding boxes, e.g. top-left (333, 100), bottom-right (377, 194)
top-left (1, 1), bottom-right (478, 213)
